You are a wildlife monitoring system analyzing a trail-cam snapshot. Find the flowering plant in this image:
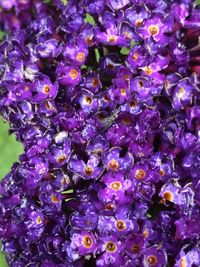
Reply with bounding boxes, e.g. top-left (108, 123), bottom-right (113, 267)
top-left (0, 0), bottom-right (200, 266)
